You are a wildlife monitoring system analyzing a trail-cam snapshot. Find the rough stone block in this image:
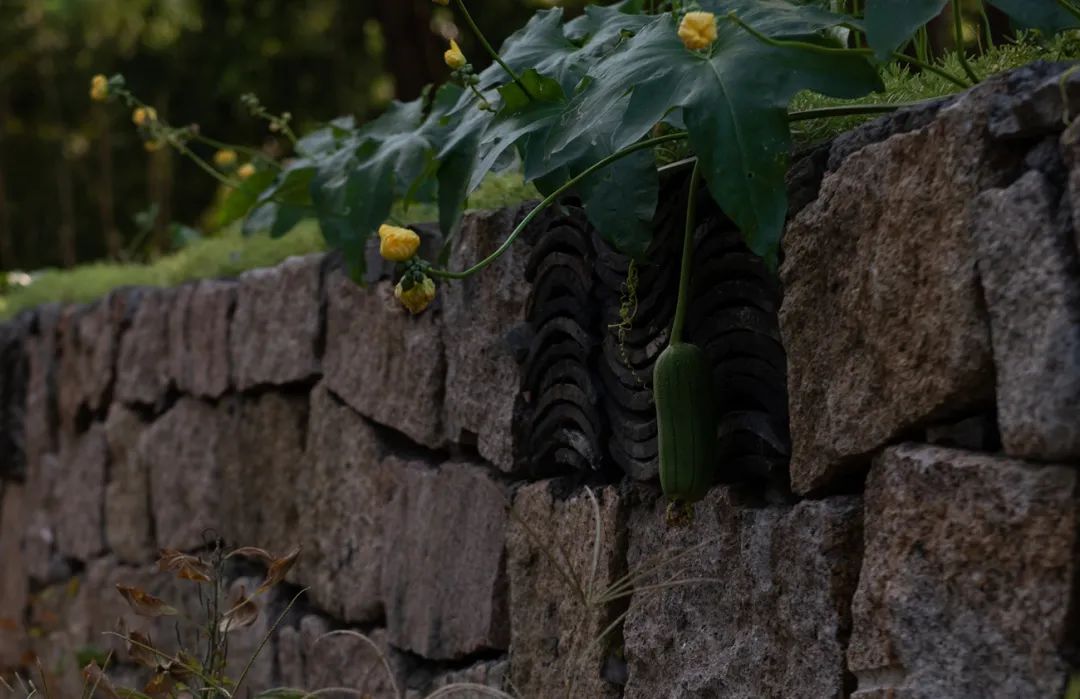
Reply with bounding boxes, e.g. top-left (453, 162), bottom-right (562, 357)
top-left (277, 615), bottom-right (406, 698)
top-left (219, 392), bottom-right (307, 550)
top-left (782, 84), bottom-right (1005, 494)
top-left (407, 660), bottom-right (511, 699)
top-left (507, 482), bottom-right (624, 698)
top-left (972, 171), bottom-right (1080, 461)
top-left (623, 487), bottom-right (862, 699)
top-left (442, 206), bottom-right (532, 470)
top-left (0, 313), bottom-right (31, 479)
top-left (52, 424), bottom-right (108, 561)
top-left (169, 279), bottom-right (236, 398)
top-left (849, 443), bottom-right (1077, 699)
top-left (230, 254), bottom-right (324, 390)
top-left (380, 460), bottom-right (509, 660)
top-left (23, 305), bottom-right (61, 477)
top-left (324, 272), bottom-right (445, 448)
top-left (295, 384), bottom-right (392, 623)
top-left (115, 287), bottom-right (175, 406)
top-left (56, 290), bottom-right (137, 429)
top-left (139, 398), bottom-right (226, 551)
top-left (0, 483), bottom-right (29, 669)
top-left (104, 404), bottom-right (153, 563)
